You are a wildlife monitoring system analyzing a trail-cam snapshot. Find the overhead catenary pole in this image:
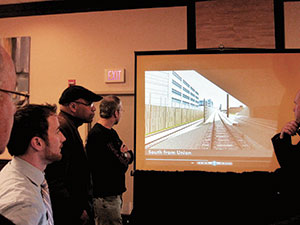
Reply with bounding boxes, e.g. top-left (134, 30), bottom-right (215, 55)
top-left (203, 98), bottom-right (206, 122)
top-left (227, 94), bottom-right (229, 118)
